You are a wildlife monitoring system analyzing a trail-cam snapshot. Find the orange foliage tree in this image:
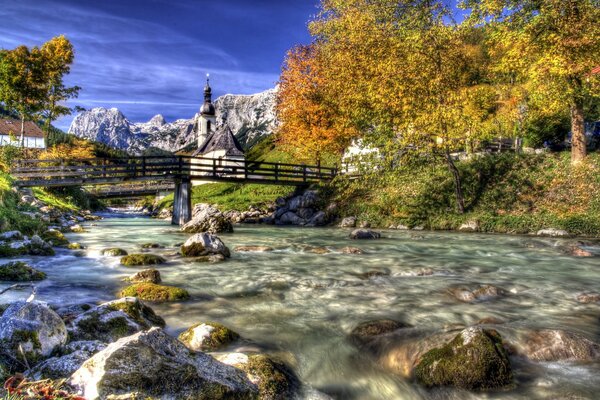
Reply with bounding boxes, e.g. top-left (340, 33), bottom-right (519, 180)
top-left (276, 44), bottom-right (357, 164)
